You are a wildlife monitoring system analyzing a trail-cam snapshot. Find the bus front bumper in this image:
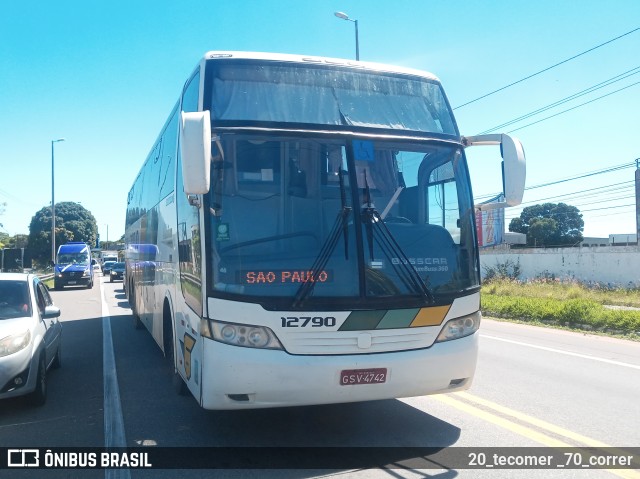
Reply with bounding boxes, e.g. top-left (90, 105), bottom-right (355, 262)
top-left (199, 333), bottom-right (478, 410)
